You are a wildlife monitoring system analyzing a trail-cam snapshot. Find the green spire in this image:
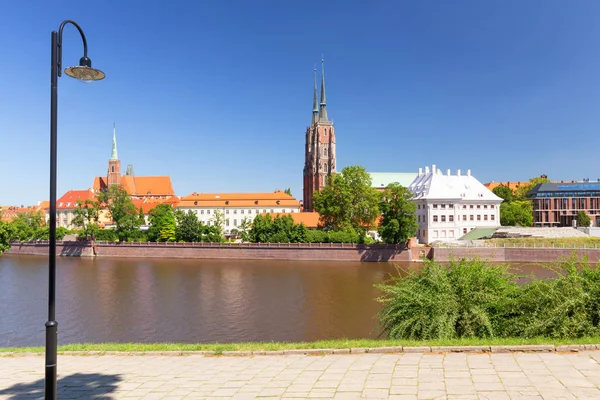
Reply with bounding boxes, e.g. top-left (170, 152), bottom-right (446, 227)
top-left (319, 57), bottom-right (328, 121)
top-left (111, 123), bottom-right (118, 160)
top-left (312, 66), bottom-right (318, 114)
